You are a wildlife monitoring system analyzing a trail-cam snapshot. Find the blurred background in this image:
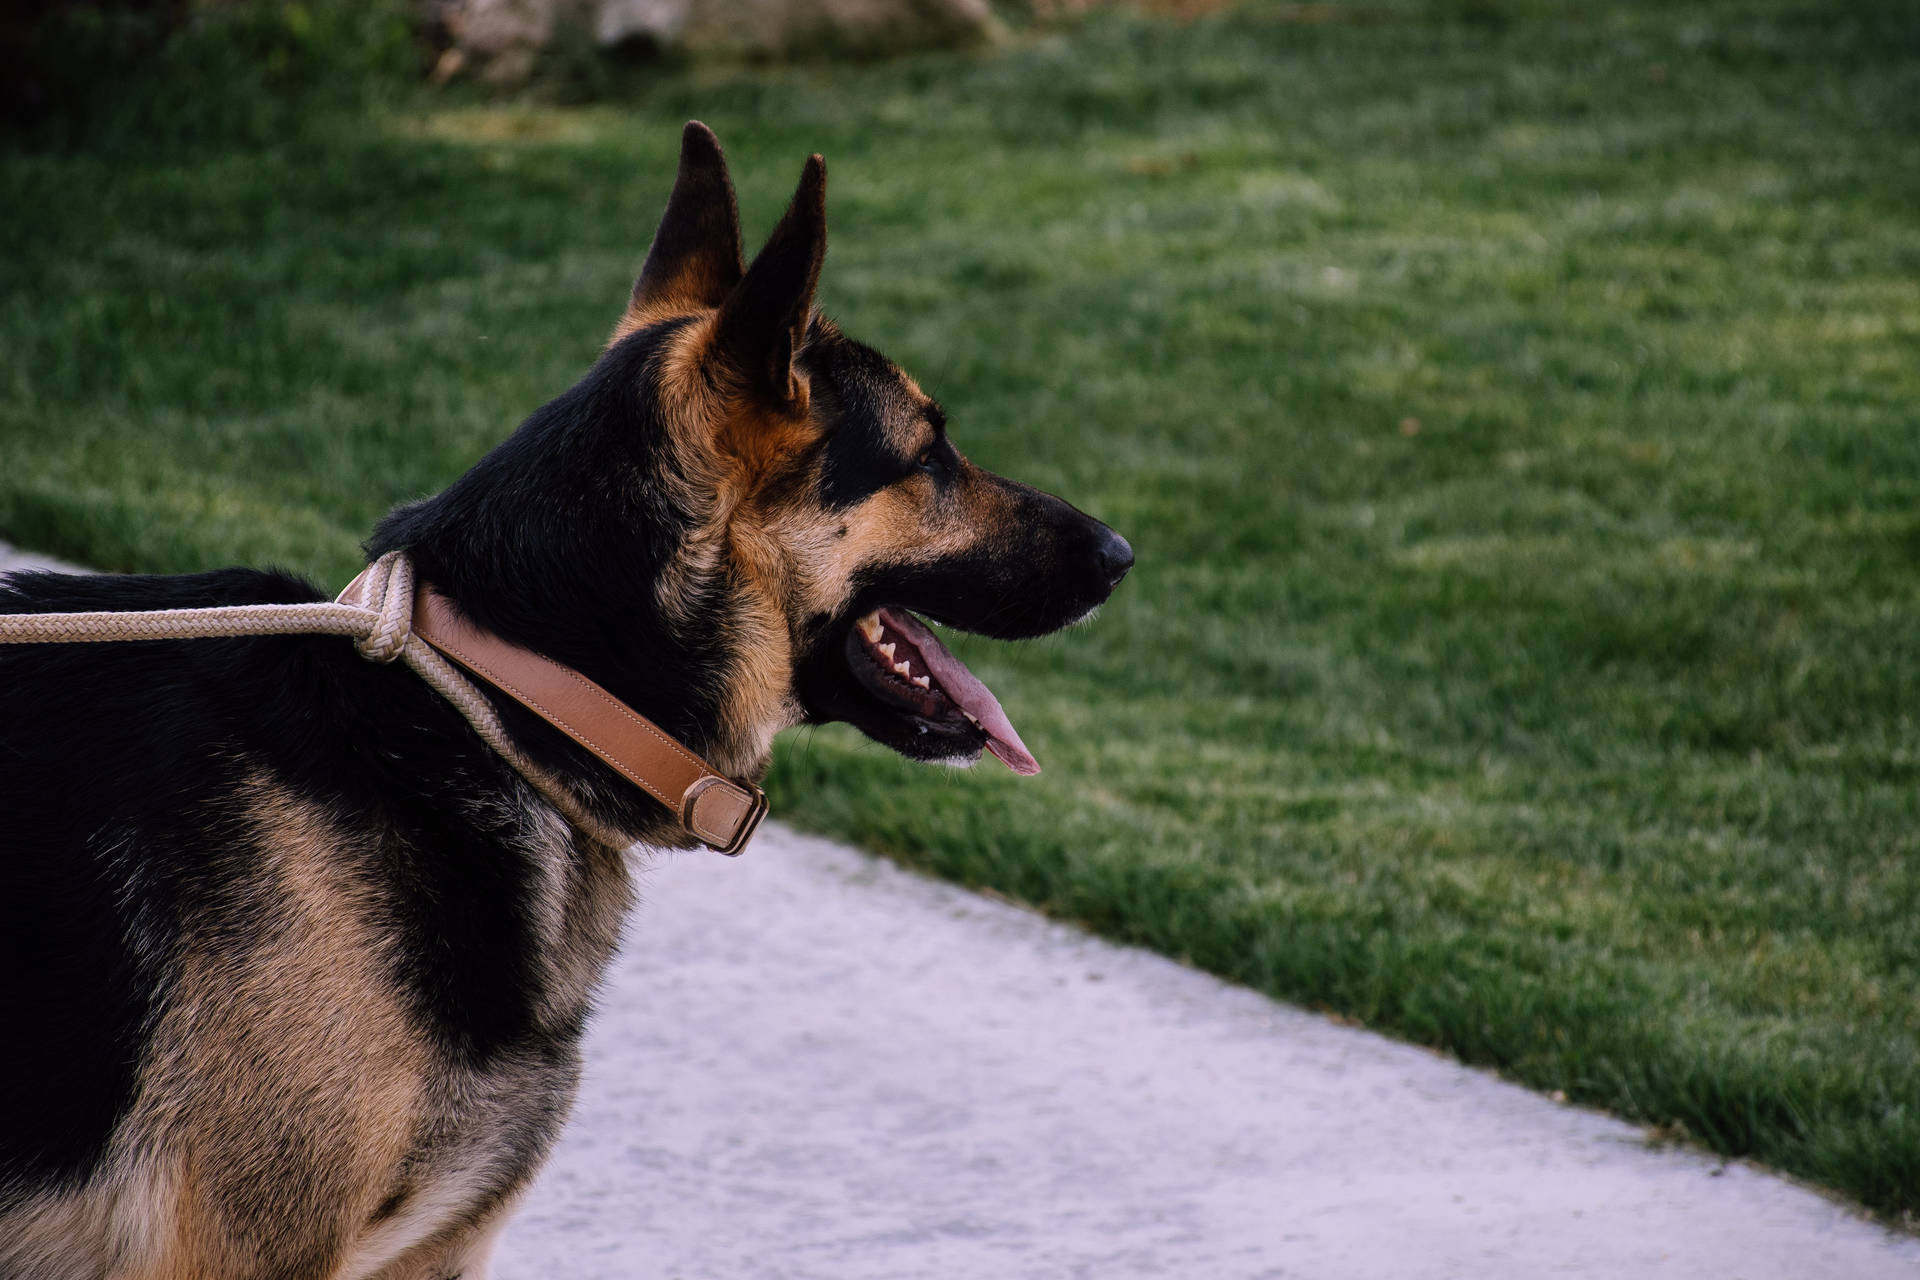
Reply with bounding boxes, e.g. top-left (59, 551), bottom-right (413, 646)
top-left (4, 0), bottom-right (1917, 1223)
